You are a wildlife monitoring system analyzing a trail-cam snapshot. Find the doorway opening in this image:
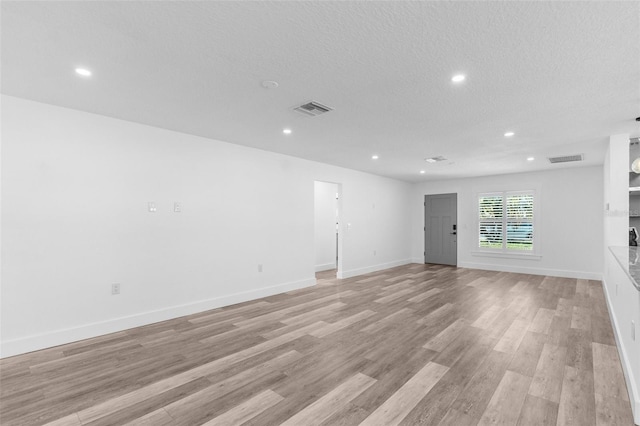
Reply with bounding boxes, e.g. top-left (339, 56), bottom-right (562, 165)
top-left (314, 181), bottom-right (342, 282)
top-left (424, 193), bottom-right (458, 266)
